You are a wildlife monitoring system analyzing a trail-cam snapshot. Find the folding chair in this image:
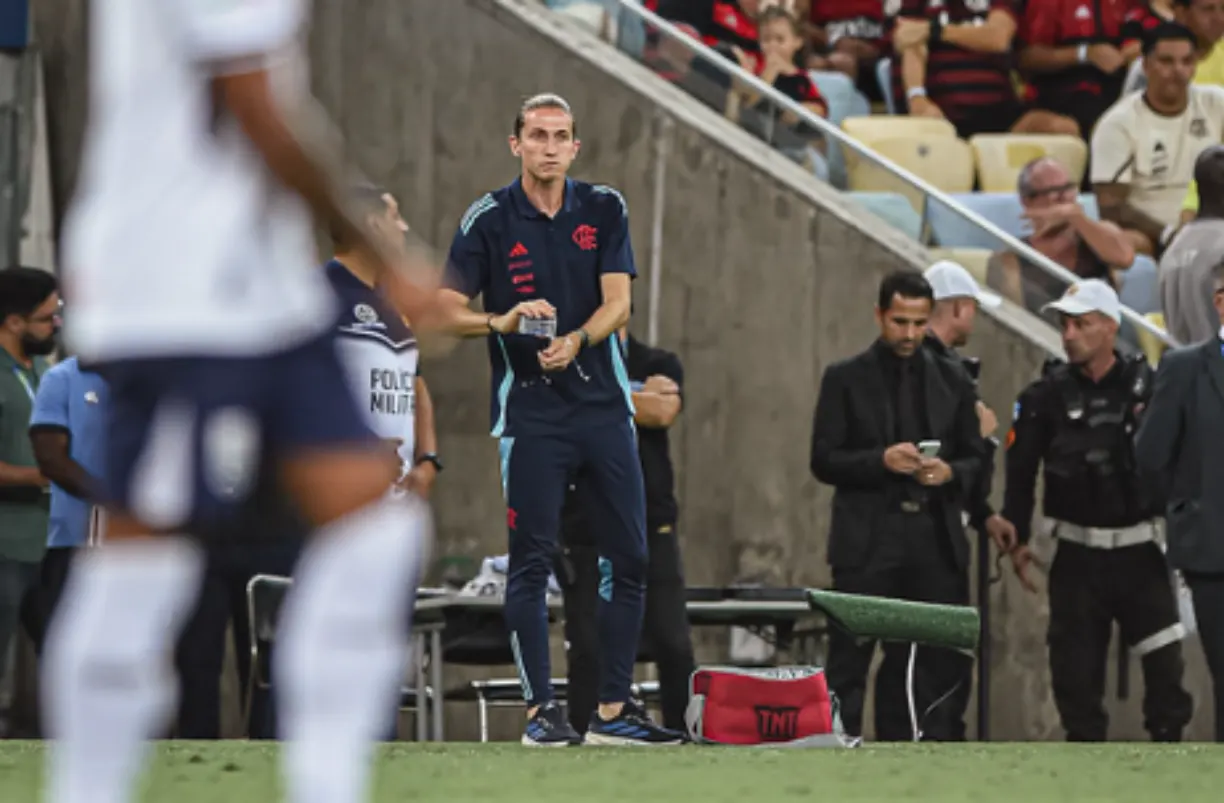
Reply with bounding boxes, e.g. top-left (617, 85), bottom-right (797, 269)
top-left (440, 608), bottom-right (568, 742)
top-left (806, 589), bottom-right (980, 742)
top-left (243, 573), bottom-right (433, 739)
